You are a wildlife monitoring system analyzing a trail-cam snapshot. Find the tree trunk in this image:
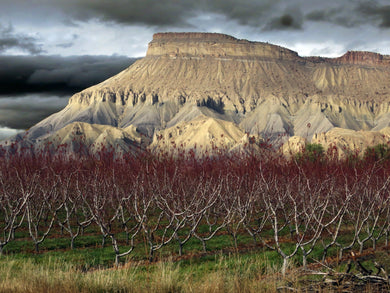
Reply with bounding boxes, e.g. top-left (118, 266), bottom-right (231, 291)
top-left (282, 258), bottom-right (288, 277)
top-left (232, 234), bottom-right (238, 250)
top-left (149, 247), bottom-right (154, 263)
top-left (102, 235), bottom-right (106, 248)
top-left (202, 240), bottom-right (207, 252)
top-left (115, 254), bottom-right (120, 267)
top-left (322, 248), bottom-right (328, 262)
top-left (178, 243), bottom-right (183, 256)
top-left (302, 250), bottom-right (308, 270)
top-left (359, 243), bottom-right (364, 254)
